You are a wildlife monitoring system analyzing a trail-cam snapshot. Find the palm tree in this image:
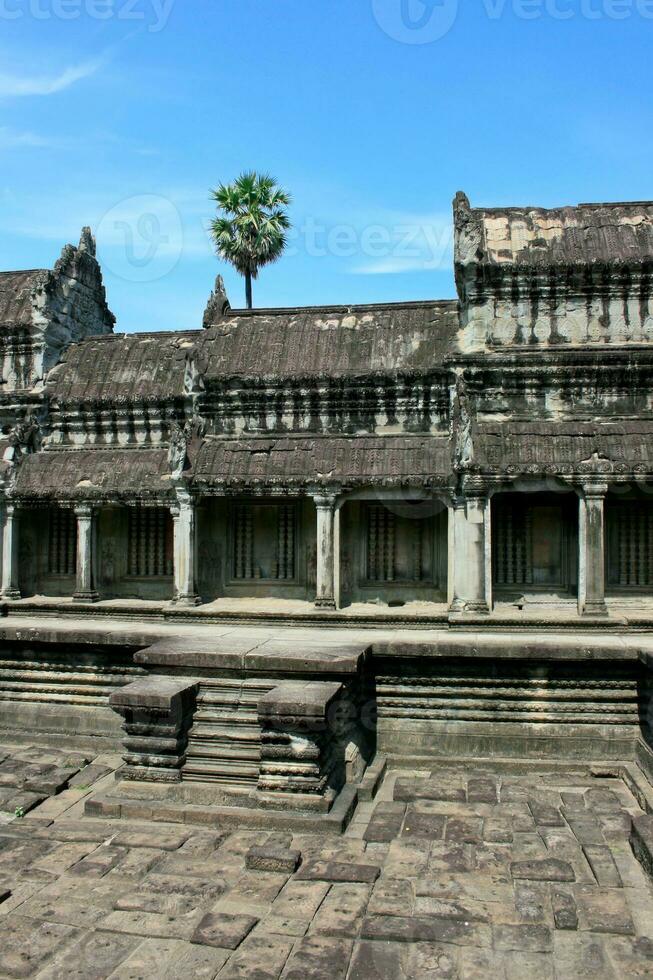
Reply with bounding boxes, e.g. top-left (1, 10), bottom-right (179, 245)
top-left (210, 172), bottom-right (291, 309)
